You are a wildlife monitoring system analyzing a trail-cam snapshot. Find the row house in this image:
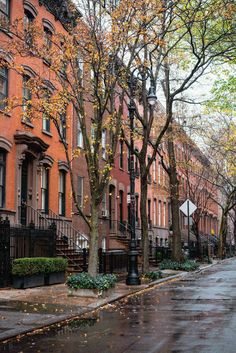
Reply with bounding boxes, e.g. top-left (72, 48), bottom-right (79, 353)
top-left (0, 1), bottom-right (80, 233)
top-left (0, 0), bottom-right (221, 260)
